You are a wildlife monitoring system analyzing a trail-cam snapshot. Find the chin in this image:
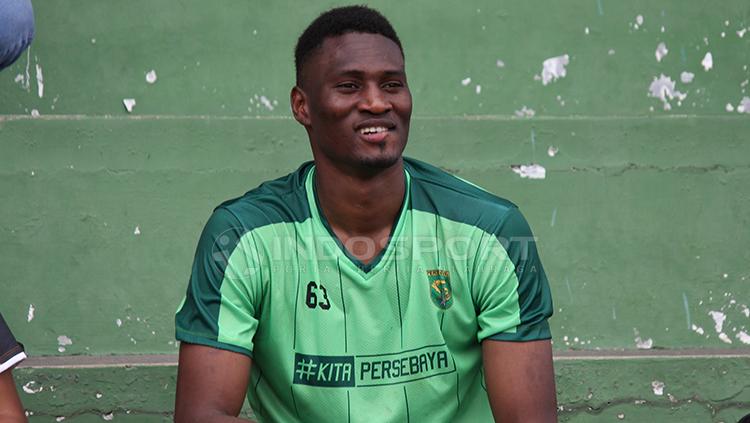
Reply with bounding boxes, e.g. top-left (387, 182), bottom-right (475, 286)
top-left (356, 152), bottom-right (402, 169)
